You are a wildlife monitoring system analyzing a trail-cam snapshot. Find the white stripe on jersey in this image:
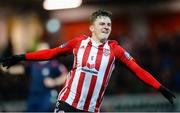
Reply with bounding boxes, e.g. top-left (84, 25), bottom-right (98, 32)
top-left (77, 39), bottom-right (99, 109)
top-left (88, 42), bottom-right (111, 112)
top-left (96, 56), bottom-right (116, 111)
